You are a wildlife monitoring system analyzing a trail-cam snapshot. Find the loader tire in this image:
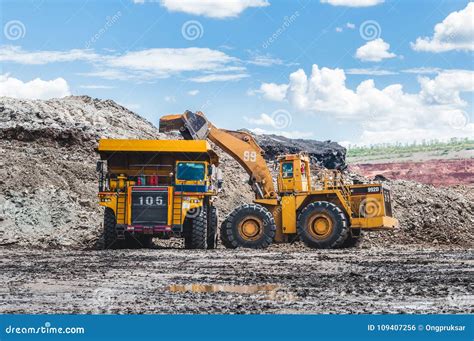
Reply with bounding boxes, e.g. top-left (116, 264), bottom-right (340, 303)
top-left (103, 208), bottom-right (122, 249)
top-left (207, 206), bottom-right (218, 249)
top-left (340, 229), bottom-right (362, 248)
top-left (297, 201), bottom-right (349, 249)
top-left (184, 208), bottom-right (208, 249)
top-left (221, 204), bottom-right (276, 249)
